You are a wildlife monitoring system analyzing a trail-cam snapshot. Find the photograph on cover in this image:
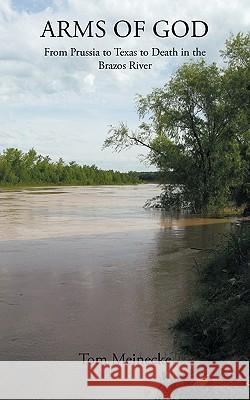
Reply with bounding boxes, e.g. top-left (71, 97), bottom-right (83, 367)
top-left (0, 1), bottom-right (249, 396)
